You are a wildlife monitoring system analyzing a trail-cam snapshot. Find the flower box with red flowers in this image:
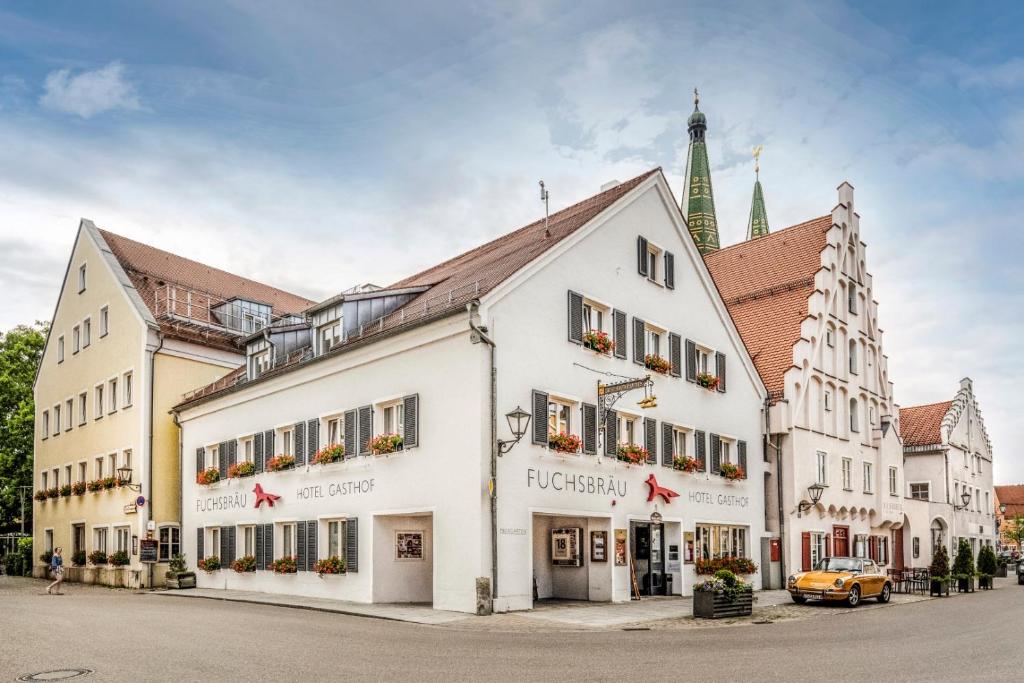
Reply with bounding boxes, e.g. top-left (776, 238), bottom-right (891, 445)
top-left (109, 550), bottom-right (130, 567)
top-left (101, 476), bottom-right (117, 490)
top-left (71, 481), bottom-right (86, 496)
top-left (266, 454), bottom-right (295, 472)
top-left (86, 479), bottom-right (104, 493)
top-left (369, 434), bottom-right (403, 456)
top-left (59, 484), bottom-right (72, 497)
top-left (616, 444), bottom-right (649, 465)
top-left (46, 487), bottom-right (60, 499)
top-left (231, 555), bottom-right (256, 573)
top-left (33, 490), bottom-right (48, 502)
top-left (645, 354), bottom-right (671, 375)
top-left (696, 372), bottom-right (720, 390)
top-left (228, 461), bottom-right (255, 478)
top-left (88, 550), bottom-right (108, 566)
top-left (314, 556), bottom-right (346, 576)
top-left (673, 455), bottom-right (700, 473)
top-left (583, 330), bottom-right (615, 354)
top-left (311, 444), bottom-right (345, 465)
top-left (548, 432), bottom-right (582, 454)
top-left (695, 556), bottom-right (758, 575)
top-left (270, 556), bottom-right (298, 574)
top-left (197, 556), bottom-right (221, 572)
top-left (196, 467), bottom-right (221, 485)
top-left (719, 462), bottom-right (746, 481)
